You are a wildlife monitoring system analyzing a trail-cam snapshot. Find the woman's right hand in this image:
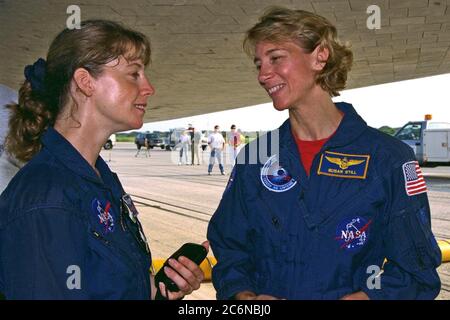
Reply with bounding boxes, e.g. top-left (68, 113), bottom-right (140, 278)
top-left (235, 291), bottom-right (280, 300)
